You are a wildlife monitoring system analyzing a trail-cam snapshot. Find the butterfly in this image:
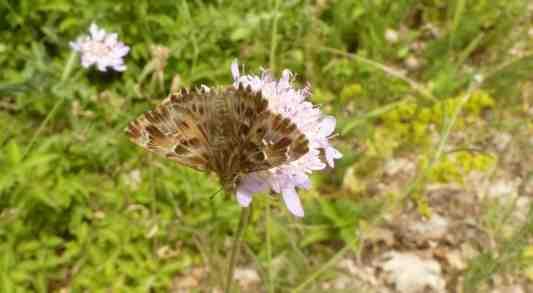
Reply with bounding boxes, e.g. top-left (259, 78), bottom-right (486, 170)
top-left (127, 84), bottom-right (309, 195)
